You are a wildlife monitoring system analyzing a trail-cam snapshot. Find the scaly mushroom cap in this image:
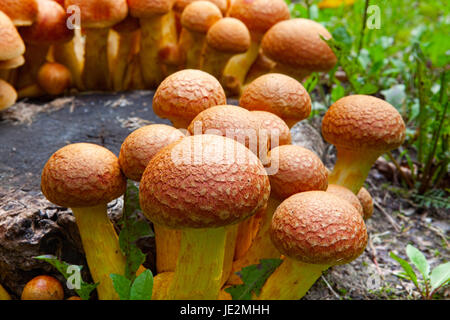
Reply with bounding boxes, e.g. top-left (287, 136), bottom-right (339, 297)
top-left (0, 79), bottom-right (17, 111)
top-left (326, 184), bottom-right (363, 217)
top-left (322, 95), bottom-right (406, 152)
top-left (41, 143), bottom-right (127, 208)
top-left (0, 55), bottom-right (25, 70)
top-left (128, 0), bottom-right (175, 18)
top-left (139, 134), bottom-right (271, 228)
top-left (357, 187), bottom-right (373, 220)
top-left (0, 0), bottom-right (38, 26)
top-left (174, 0), bottom-right (228, 15)
top-left (65, 0), bottom-right (128, 28)
top-left (271, 191), bottom-right (368, 265)
top-left (181, 1), bottom-right (222, 33)
top-left (251, 111), bottom-right (291, 147)
top-left (206, 17), bottom-right (251, 53)
top-left (228, 0), bottom-right (290, 37)
top-left (0, 11), bottom-right (25, 61)
top-left (37, 62), bottom-right (72, 95)
top-left (153, 69), bottom-right (227, 127)
top-left (20, 0), bottom-right (73, 44)
top-left (21, 276), bottom-right (64, 300)
top-left (240, 73), bottom-right (311, 127)
top-left (119, 124), bottom-right (185, 181)
top-left (268, 145), bottom-right (328, 200)
top-left (261, 18), bottom-right (337, 72)
top-left (188, 105), bottom-right (259, 151)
